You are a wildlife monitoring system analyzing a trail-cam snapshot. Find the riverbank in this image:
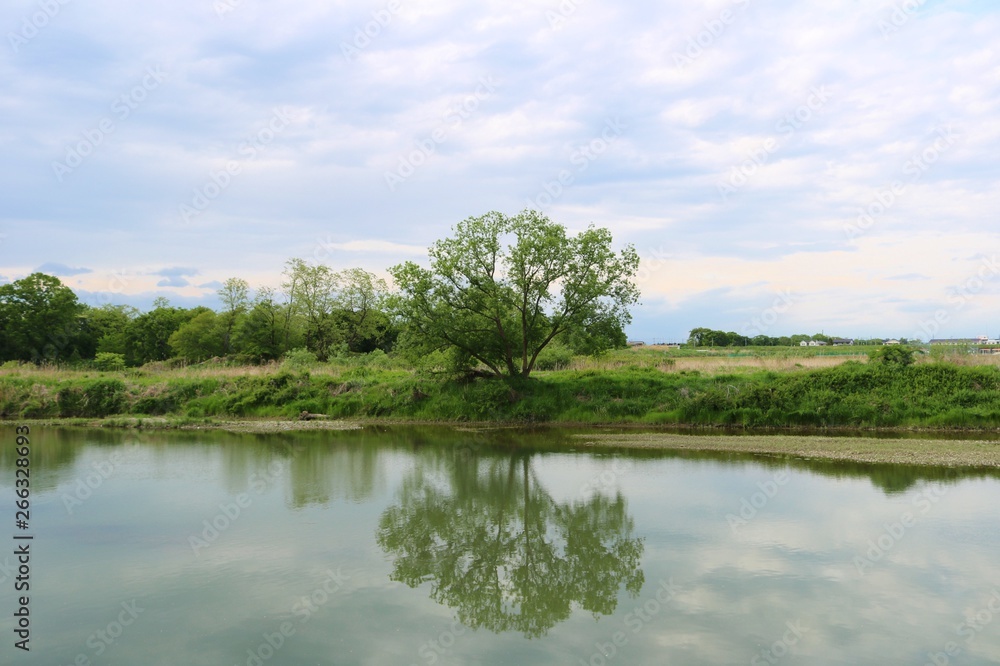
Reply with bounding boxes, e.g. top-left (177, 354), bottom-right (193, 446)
top-left (2, 358), bottom-right (1000, 430)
